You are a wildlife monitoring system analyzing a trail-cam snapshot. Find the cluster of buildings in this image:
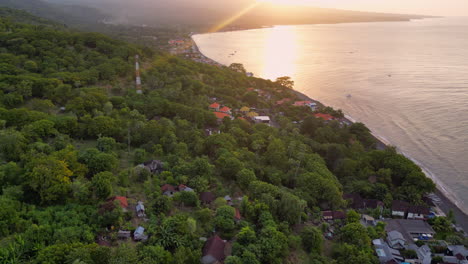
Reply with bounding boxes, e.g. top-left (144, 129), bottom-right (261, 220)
top-left (375, 219), bottom-right (467, 264)
top-left (208, 101), bottom-right (272, 126)
top-left (322, 193), bottom-right (467, 264)
top-left (97, 196), bottom-right (149, 243)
